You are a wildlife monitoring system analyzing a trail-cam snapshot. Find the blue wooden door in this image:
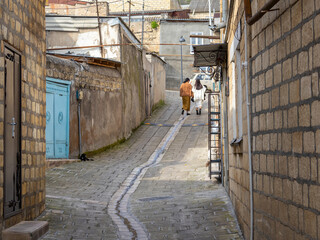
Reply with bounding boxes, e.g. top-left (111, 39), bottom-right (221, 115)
top-left (46, 78), bottom-right (70, 159)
